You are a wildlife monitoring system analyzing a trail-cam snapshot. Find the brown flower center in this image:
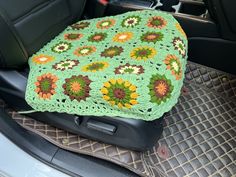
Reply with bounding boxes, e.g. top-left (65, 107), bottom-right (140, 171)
top-left (58, 46), bottom-right (65, 50)
top-left (138, 50), bottom-right (147, 56)
top-left (89, 63), bottom-right (100, 70)
top-left (113, 88), bottom-right (126, 99)
top-left (127, 20), bottom-right (134, 24)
